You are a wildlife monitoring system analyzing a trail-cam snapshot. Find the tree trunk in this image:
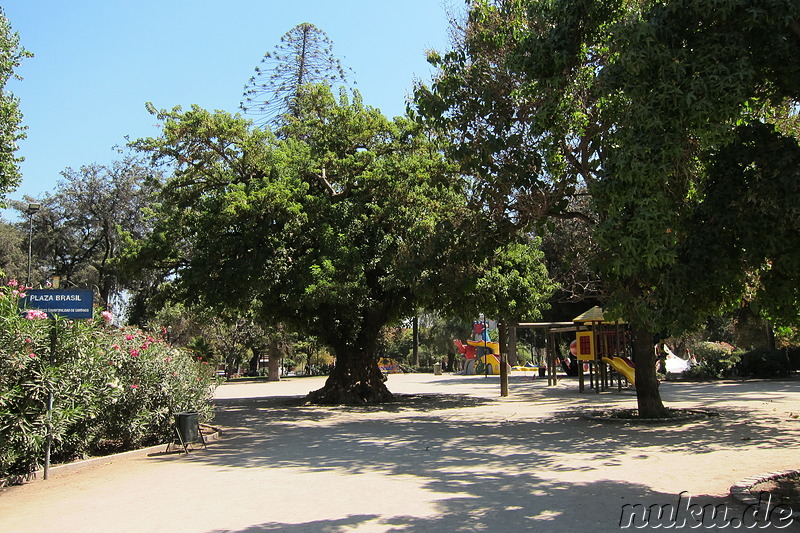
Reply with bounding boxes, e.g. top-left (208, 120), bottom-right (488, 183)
top-left (249, 349), bottom-right (260, 375)
top-left (267, 337), bottom-right (281, 382)
top-left (507, 324), bottom-right (518, 366)
top-left (306, 343), bottom-right (393, 405)
top-left (412, 315), bottom-right (419, 367)
top-left (632, 325), bottom-right (670, 418)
